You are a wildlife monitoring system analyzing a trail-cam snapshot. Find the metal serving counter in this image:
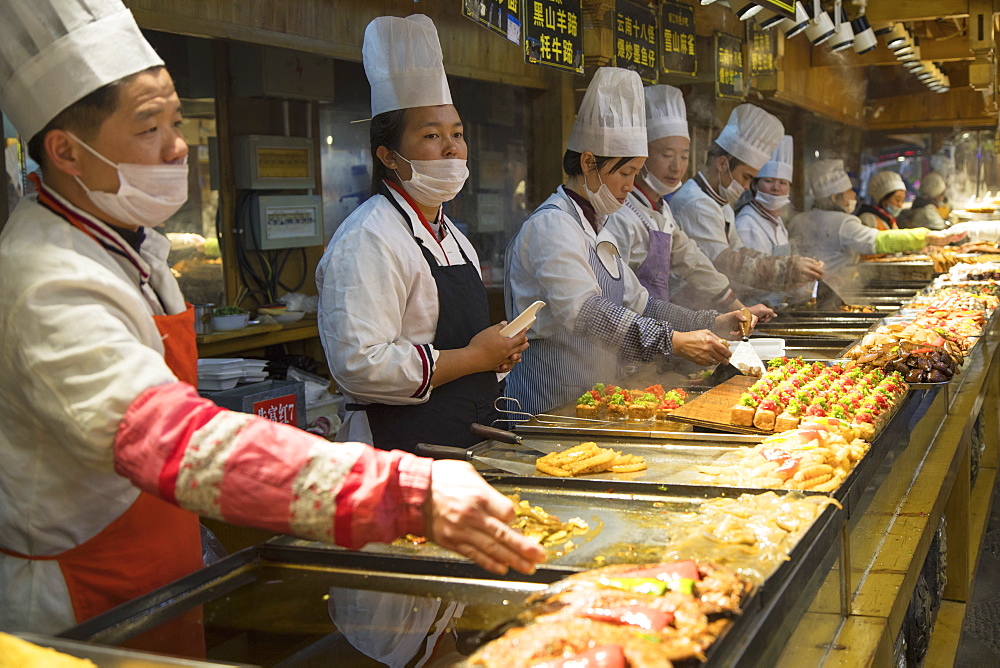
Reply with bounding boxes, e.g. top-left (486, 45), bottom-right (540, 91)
top-left (55, 277), bottom-right (1000, 667)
